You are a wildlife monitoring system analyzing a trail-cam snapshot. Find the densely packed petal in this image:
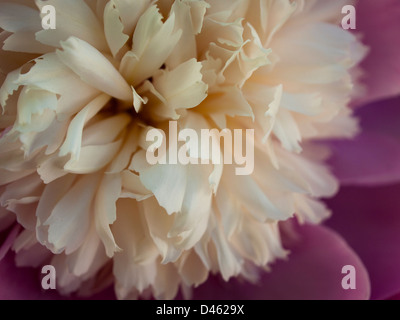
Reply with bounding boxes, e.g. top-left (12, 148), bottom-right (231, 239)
top-left (0, 0), bottom-right (367, 299)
